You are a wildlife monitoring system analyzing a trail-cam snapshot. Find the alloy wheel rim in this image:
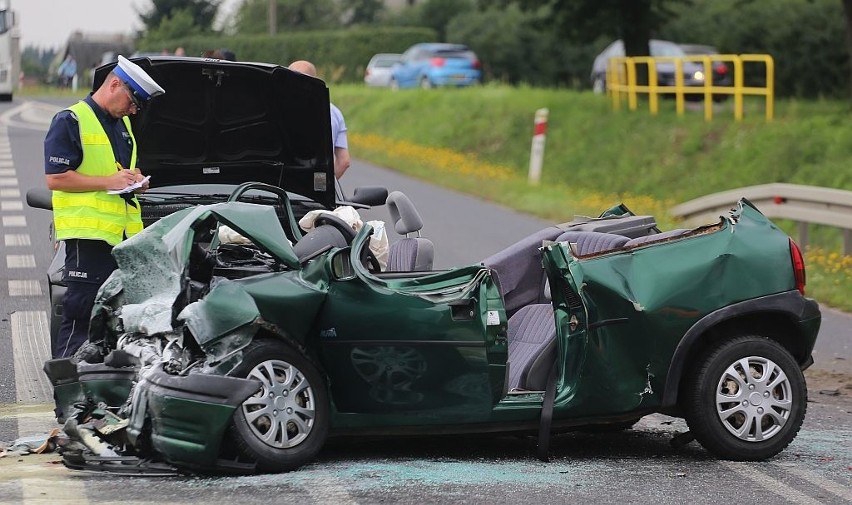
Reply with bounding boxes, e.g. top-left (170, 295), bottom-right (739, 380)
top-left (714, 356), bottom-right (792, 442)
top-left (241, 359), bottom-right (316, 448)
